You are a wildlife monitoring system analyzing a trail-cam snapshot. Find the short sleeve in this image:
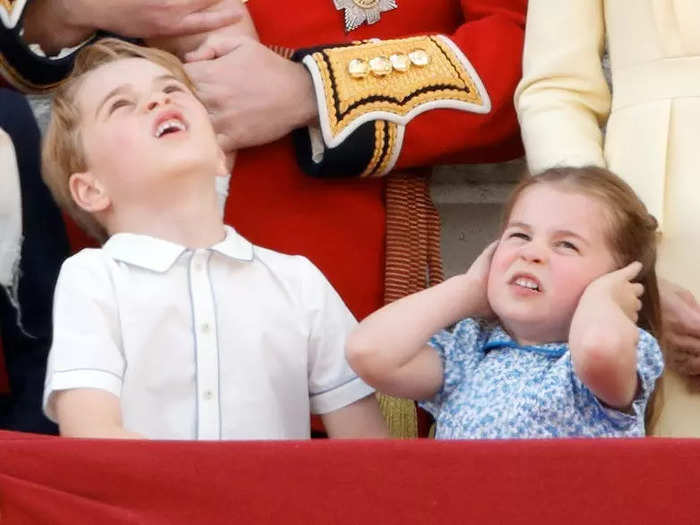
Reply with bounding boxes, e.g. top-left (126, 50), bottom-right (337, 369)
top-left (301, 258), bottom-right (374, 414)
top-left (419, 318), bottom-right (486, 418)
top-left (43, 250), bottom-right (125, 422)
top-left (571, 328), bottom-right (664, 432)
